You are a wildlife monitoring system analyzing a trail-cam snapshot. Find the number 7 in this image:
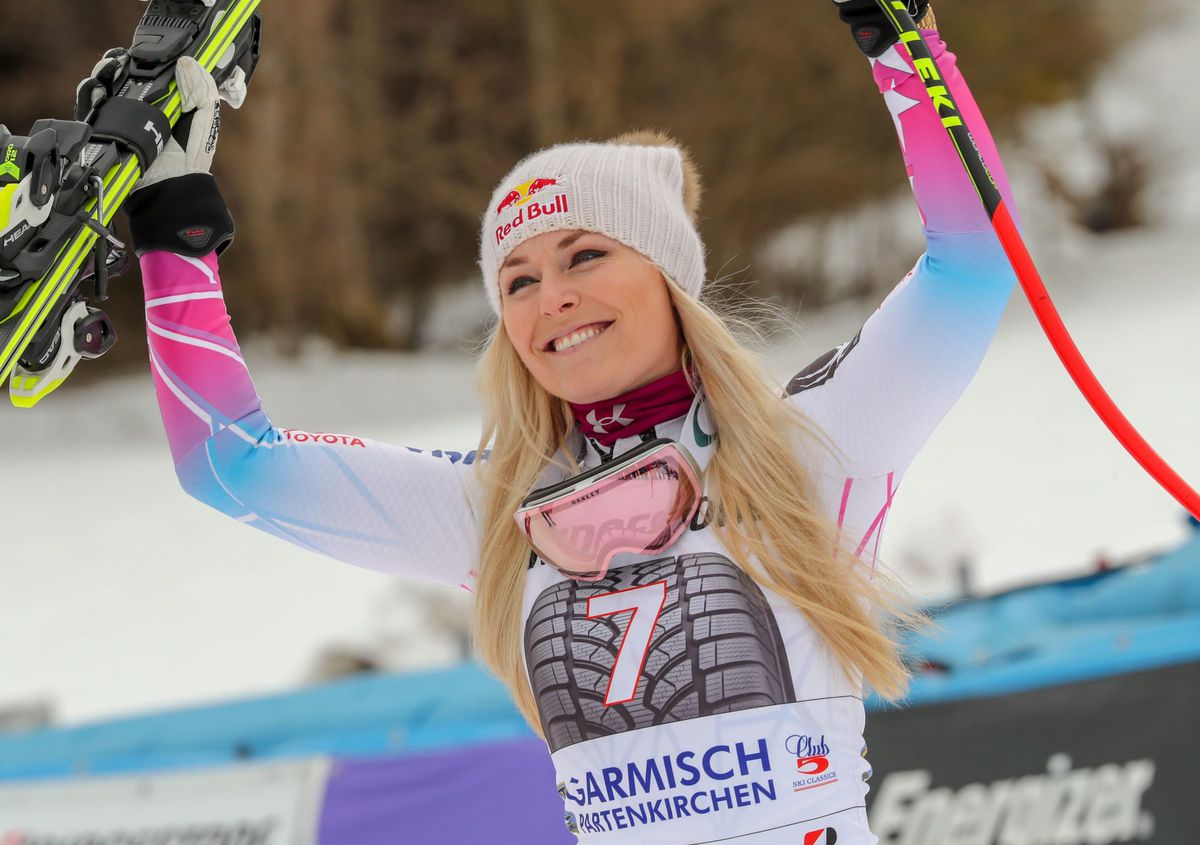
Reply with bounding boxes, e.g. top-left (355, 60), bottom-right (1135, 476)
top-left (586, 580), bottom-right (668, 706)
